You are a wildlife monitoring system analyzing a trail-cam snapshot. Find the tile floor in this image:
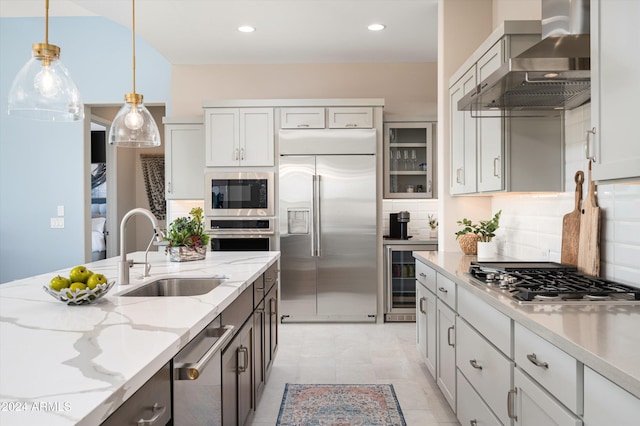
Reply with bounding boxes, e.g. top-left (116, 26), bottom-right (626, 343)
top-left (248, 322), bottom-right (460, 426)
